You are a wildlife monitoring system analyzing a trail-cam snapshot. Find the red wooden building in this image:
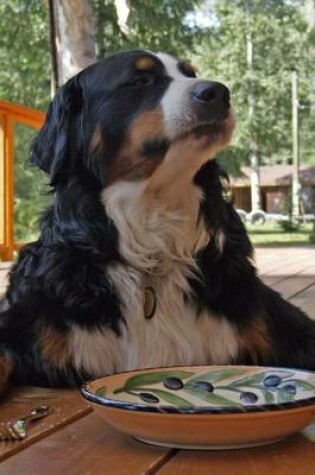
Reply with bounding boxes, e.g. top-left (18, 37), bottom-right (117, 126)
top-left (230, 165), bottom-right (315, 213)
